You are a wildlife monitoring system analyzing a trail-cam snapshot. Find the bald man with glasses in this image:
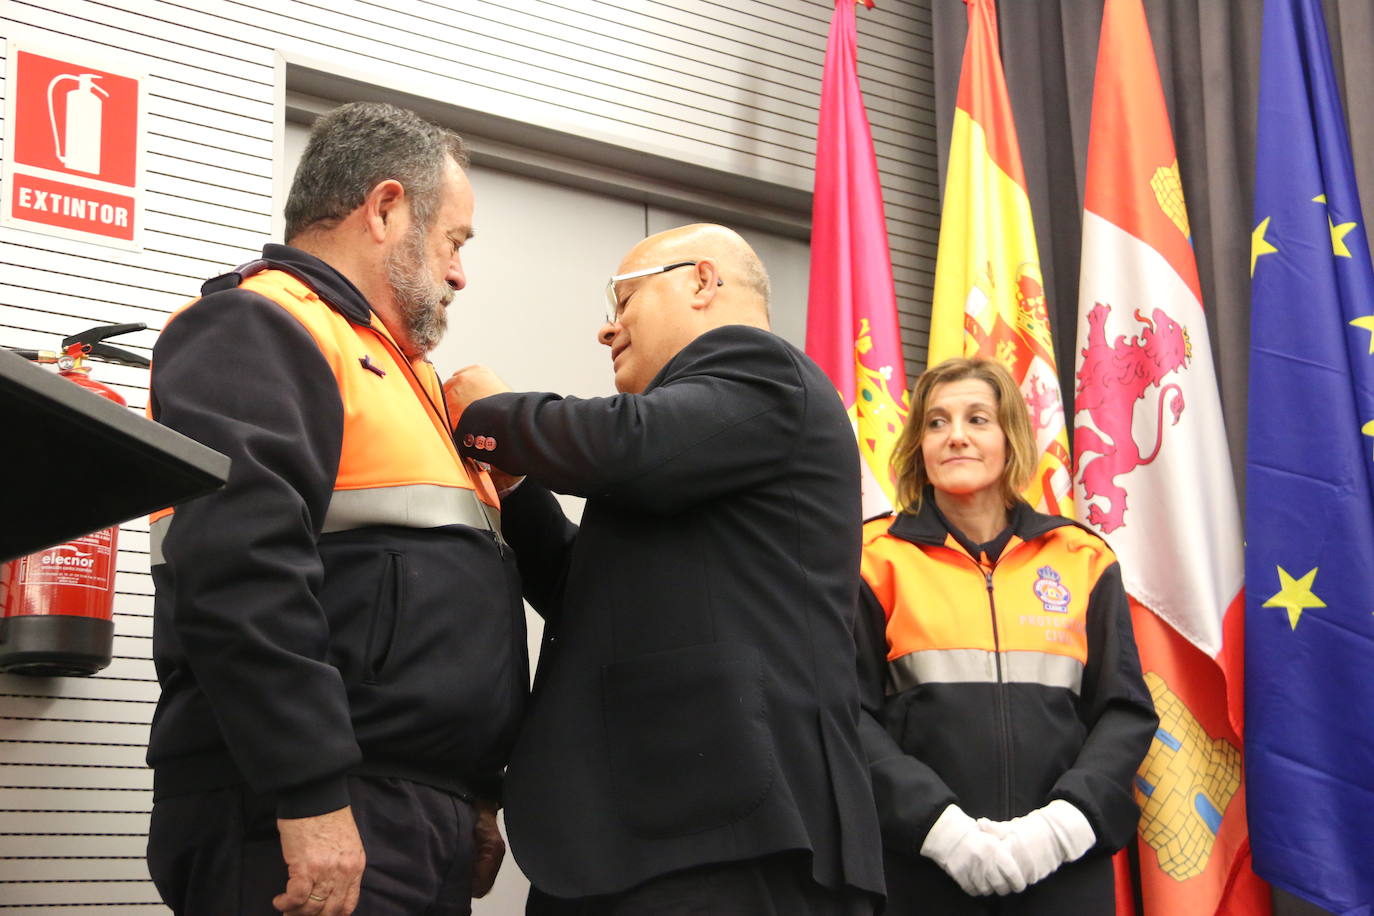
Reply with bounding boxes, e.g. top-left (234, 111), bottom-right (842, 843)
top-left (445, 223), bottom-right (884, 915)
